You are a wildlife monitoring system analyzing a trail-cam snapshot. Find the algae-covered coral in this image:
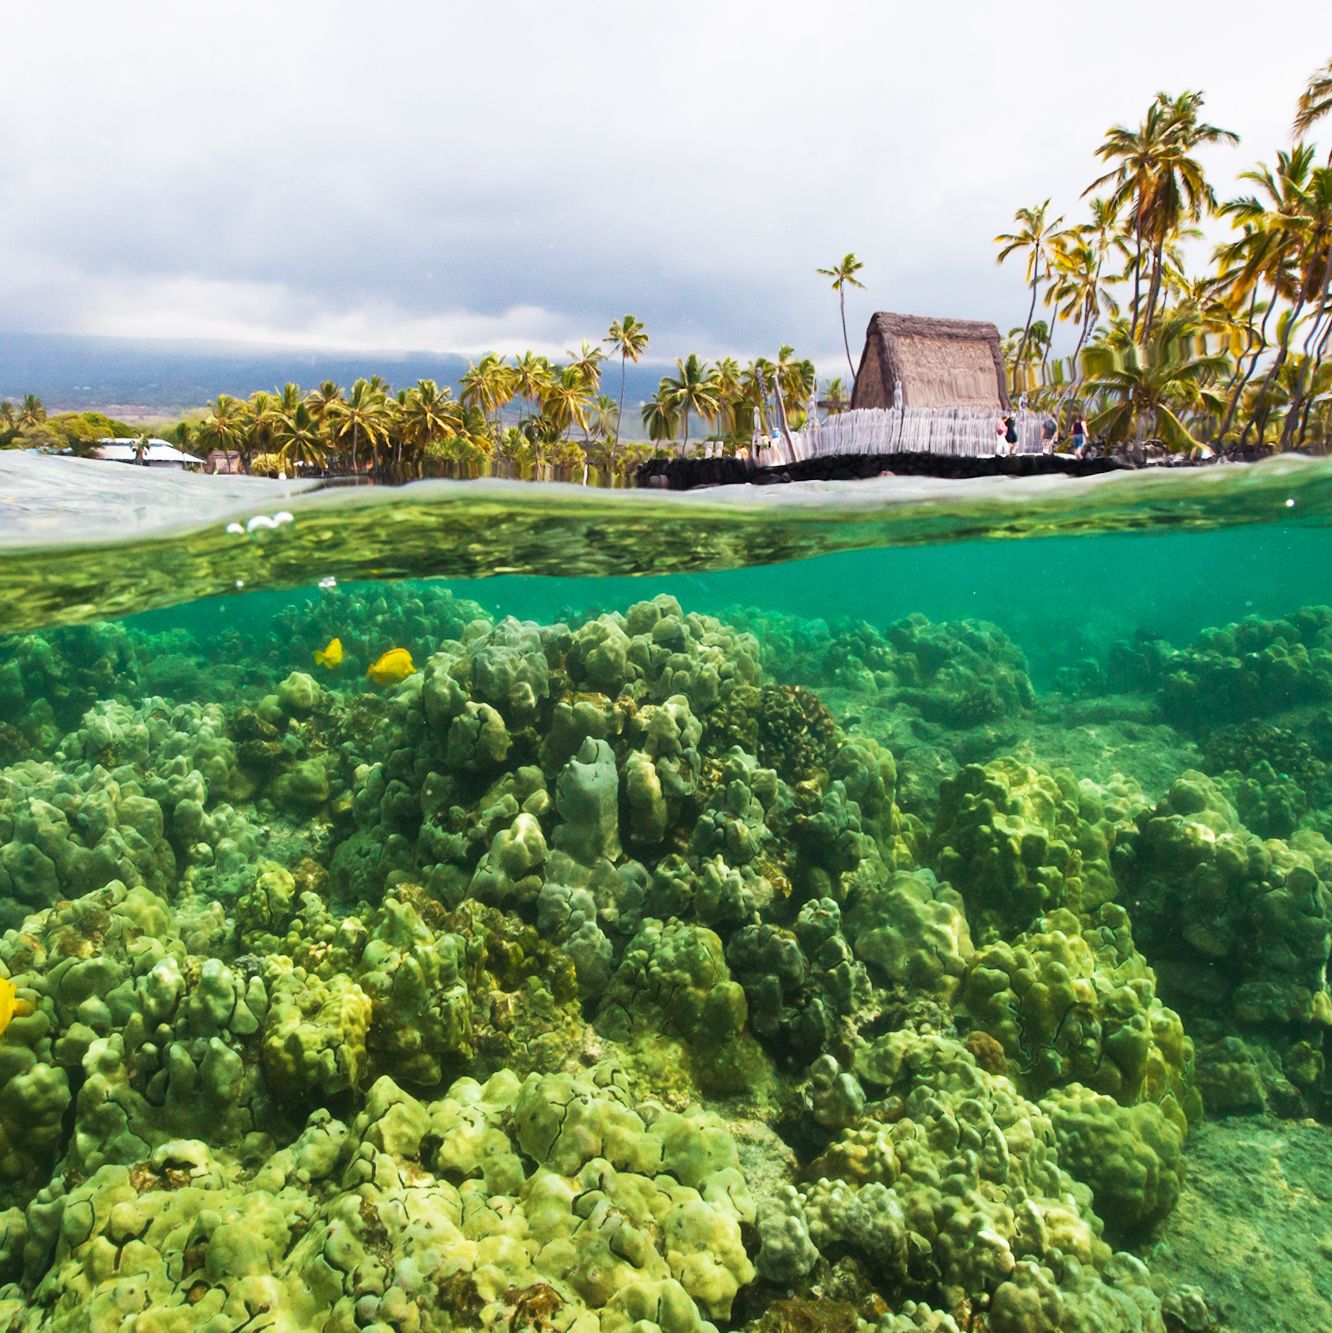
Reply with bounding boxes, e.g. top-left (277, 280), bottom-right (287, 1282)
top-left (0, 586), bottom-right (1329, 1329)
